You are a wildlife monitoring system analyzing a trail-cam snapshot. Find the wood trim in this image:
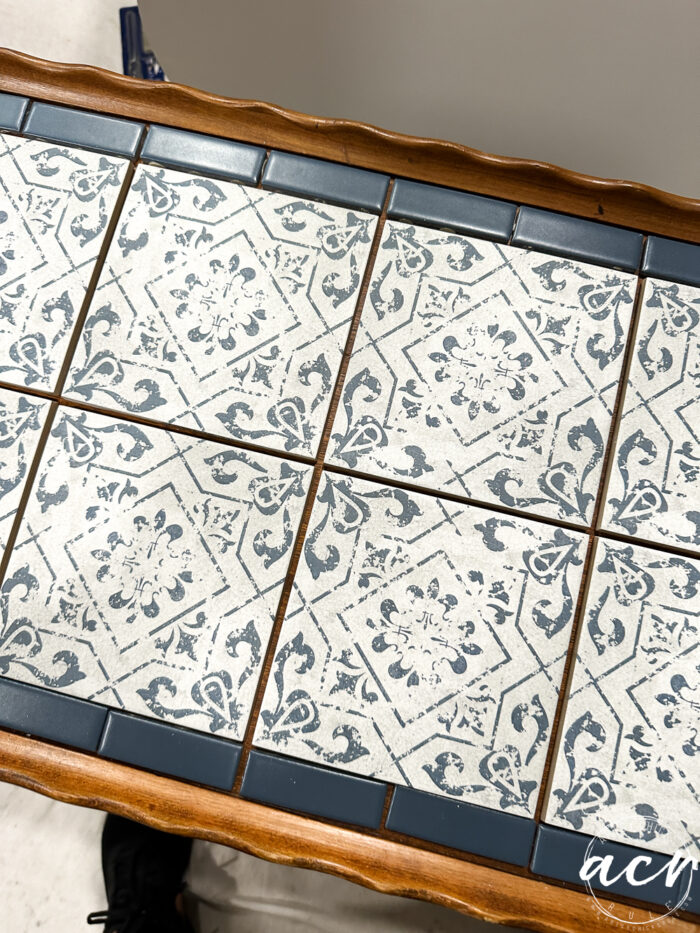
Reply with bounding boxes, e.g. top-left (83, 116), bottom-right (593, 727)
top-left (0, 47), bottom-right (699, 243)
top-left (1, 731), bottom-right (695, 933)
